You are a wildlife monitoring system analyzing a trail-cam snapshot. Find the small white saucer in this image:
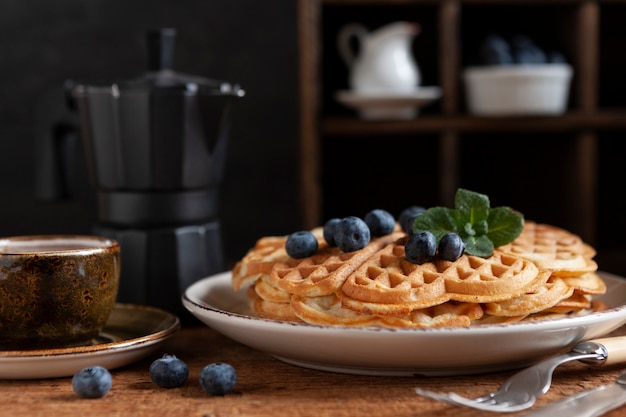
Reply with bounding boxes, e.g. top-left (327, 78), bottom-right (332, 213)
top-left (0, 304), bottom-right (180, 379)
top-left (335, 87), bottom-right (442, 120)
